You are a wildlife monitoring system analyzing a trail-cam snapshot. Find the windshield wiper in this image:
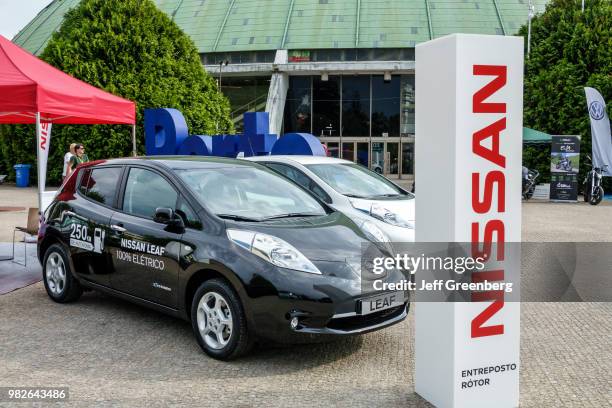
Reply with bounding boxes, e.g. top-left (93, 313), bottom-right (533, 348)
top-left (263, 212), bottom-right (323, 220)
top-left (216, 214), bottom-right (261, 222)
top-left (370, 193), bottom-right (403, 198)
top-left (343, 193), bottom-right (369, 199)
